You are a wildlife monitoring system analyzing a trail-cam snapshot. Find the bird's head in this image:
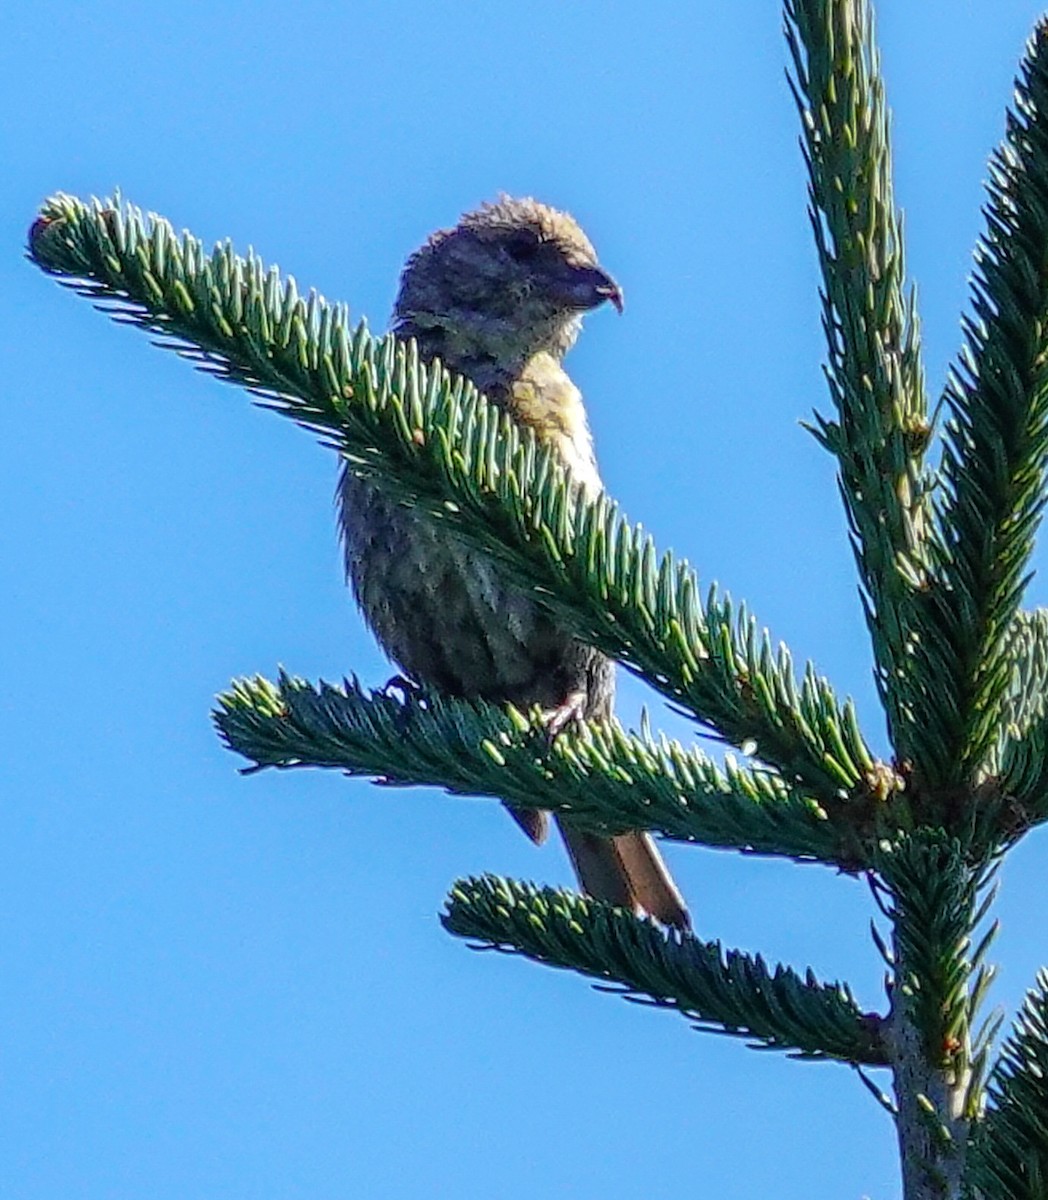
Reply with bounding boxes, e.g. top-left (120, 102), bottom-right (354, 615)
top-left (393, 195), bottom-right (622, 369)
